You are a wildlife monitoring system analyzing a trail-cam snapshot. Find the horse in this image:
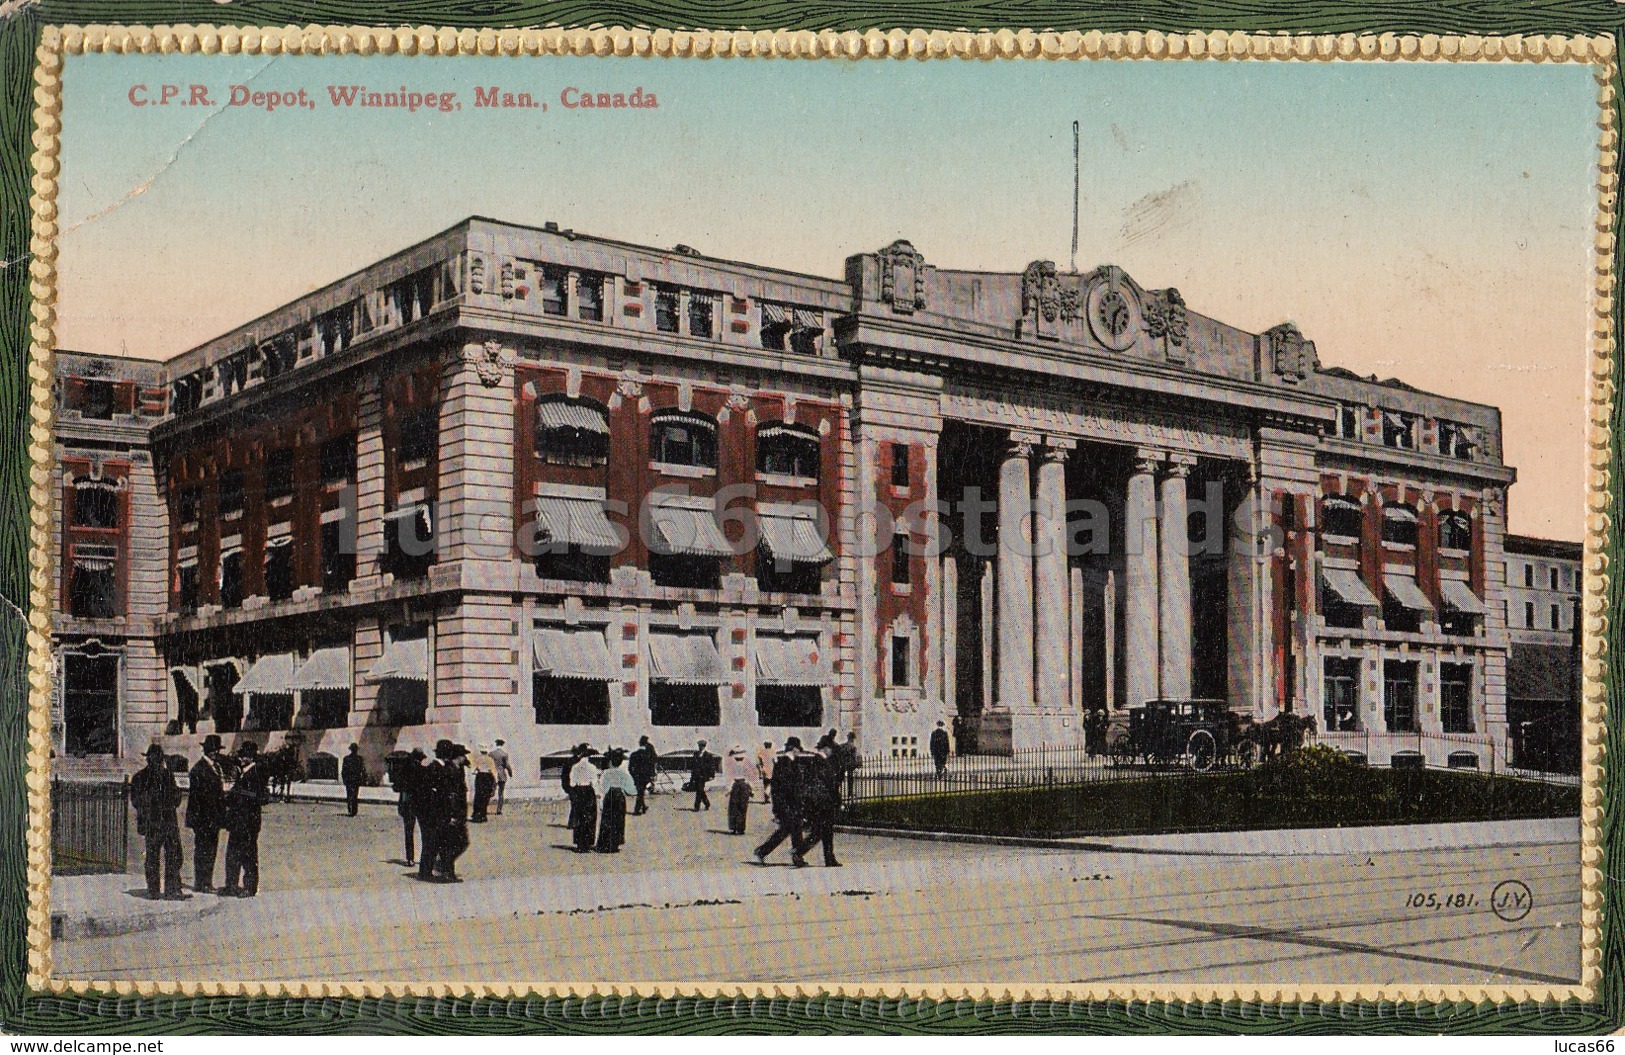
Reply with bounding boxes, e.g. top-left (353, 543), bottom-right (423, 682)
top-left (258, 743), bottom-right (307, 802)
top-left (1252, 711), bottom-right (1318, 760)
